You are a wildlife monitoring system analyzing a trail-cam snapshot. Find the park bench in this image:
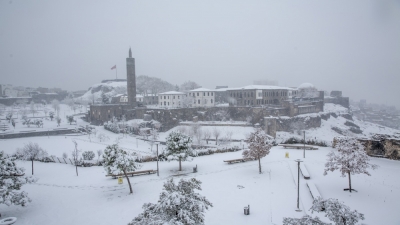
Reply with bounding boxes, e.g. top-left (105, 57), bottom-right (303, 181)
top-left (279, 144), bottom-right (318, 150)
top-left (106, 169), bottom-right (157, 178)
top-left (299, 163), bottom-right (310, 179)
top-left (223, 158), bottom-right (253, 164)
top-left (306, 181), bottom-right (322, 200)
